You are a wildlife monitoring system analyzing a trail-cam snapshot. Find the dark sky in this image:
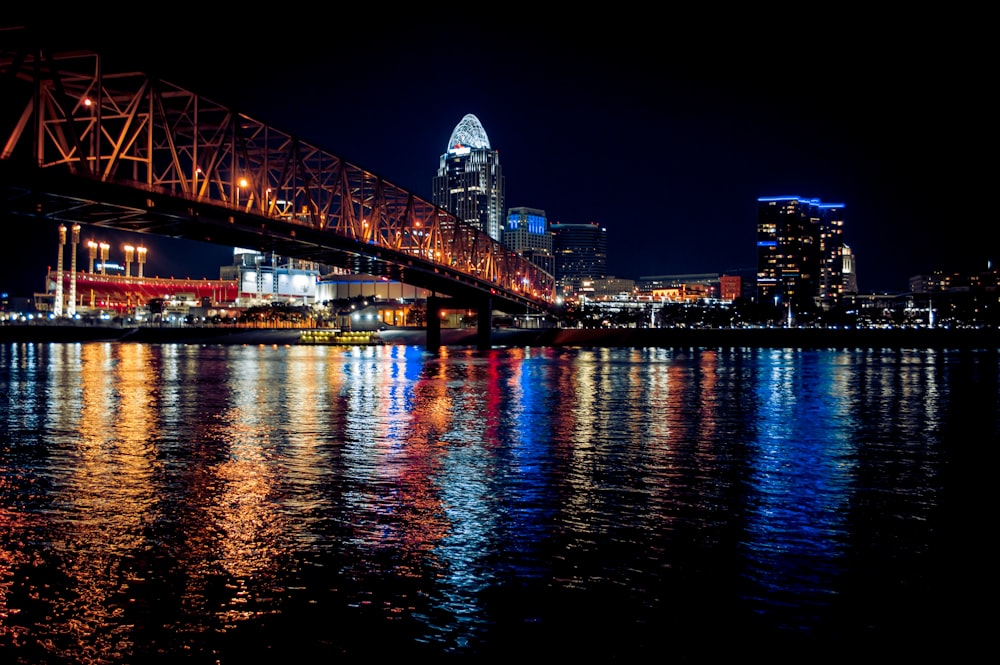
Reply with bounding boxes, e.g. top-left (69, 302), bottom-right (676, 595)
top-left (2, 11), bottom-right (994, 298)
